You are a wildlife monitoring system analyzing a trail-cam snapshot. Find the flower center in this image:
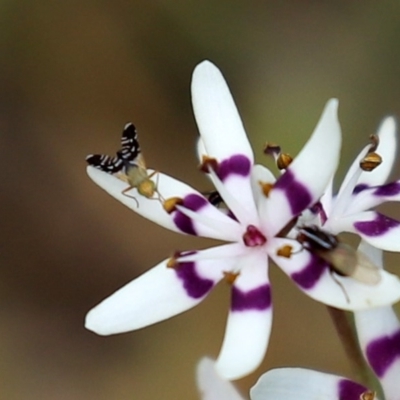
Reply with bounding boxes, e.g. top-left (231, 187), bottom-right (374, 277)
top-left (243, 225), bottom-right (267, 247)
